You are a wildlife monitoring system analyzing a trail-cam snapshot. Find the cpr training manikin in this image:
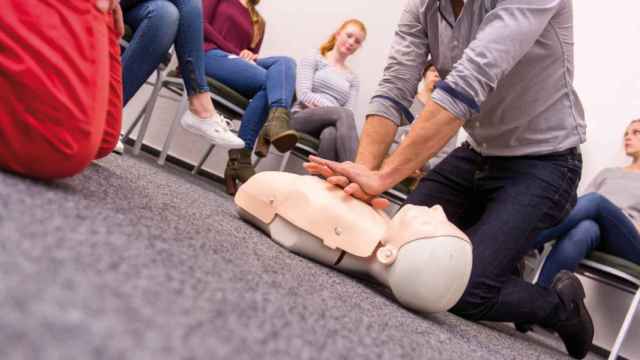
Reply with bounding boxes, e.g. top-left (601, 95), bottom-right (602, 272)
top-left (234, 171), bottom-right (473, 313)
